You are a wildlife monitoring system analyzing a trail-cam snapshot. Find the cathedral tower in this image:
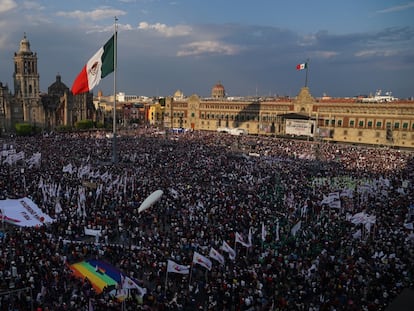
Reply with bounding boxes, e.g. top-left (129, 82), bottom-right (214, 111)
top-left (13, 33), bottom-right (42, 125)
